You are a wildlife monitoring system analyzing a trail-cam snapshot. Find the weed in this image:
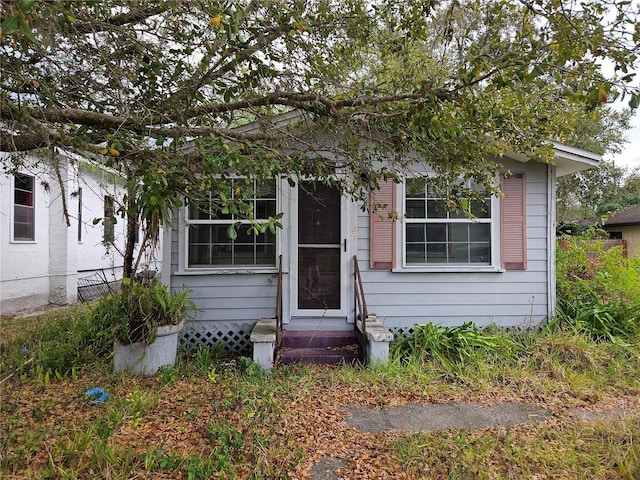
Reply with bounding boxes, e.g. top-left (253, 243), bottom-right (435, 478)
top-left (206, 420), bottom-right (244, 457)
top-left (156, 365), bottom-right (179, 385)
top-left (239, 356), bottom-right (263, 377)
top-left (391, 322), bottom-right (519, 371)
top-left (184, 454), bottom-right (215, 479)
